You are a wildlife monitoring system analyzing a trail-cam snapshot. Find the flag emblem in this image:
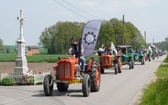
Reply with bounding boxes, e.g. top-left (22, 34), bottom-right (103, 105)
top-left (83, 32), bottom-right (96, 45)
